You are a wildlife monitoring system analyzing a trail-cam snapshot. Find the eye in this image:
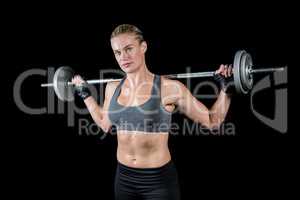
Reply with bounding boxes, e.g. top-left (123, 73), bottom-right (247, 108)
top-left (126, 47), bottom-right (133, 52)
top-left (114, 51), bottom-right (121, 56)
